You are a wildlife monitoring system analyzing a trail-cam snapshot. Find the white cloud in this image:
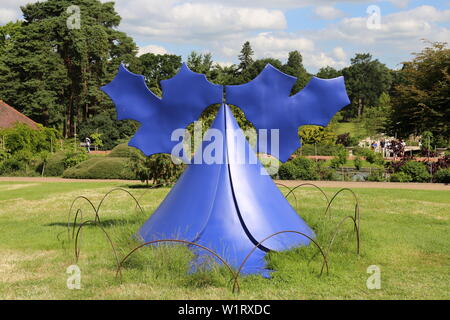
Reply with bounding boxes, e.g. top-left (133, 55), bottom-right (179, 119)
top-left (249, 32), bottom-right (315, 59)
top-left (112, 0), bottom-right (286, 43)
top-left (0, 9), bottom-right (17, 24)
top-left (0, 0), bottom-right (40, 24)
top-left (172, 3), bottom-right (286, 32)
top-left (138, 44), bottom-right (168, 56)
top-left (332, 47), bottom-right (346, 61)
top-left (389, 0), bottom-right (410, 8)
top-left (319, 5), bottom-right (450, 46)
top-left (314, 6), bottom-right (345, 20)
top-left (189, 0), bottom-right (412, 10)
